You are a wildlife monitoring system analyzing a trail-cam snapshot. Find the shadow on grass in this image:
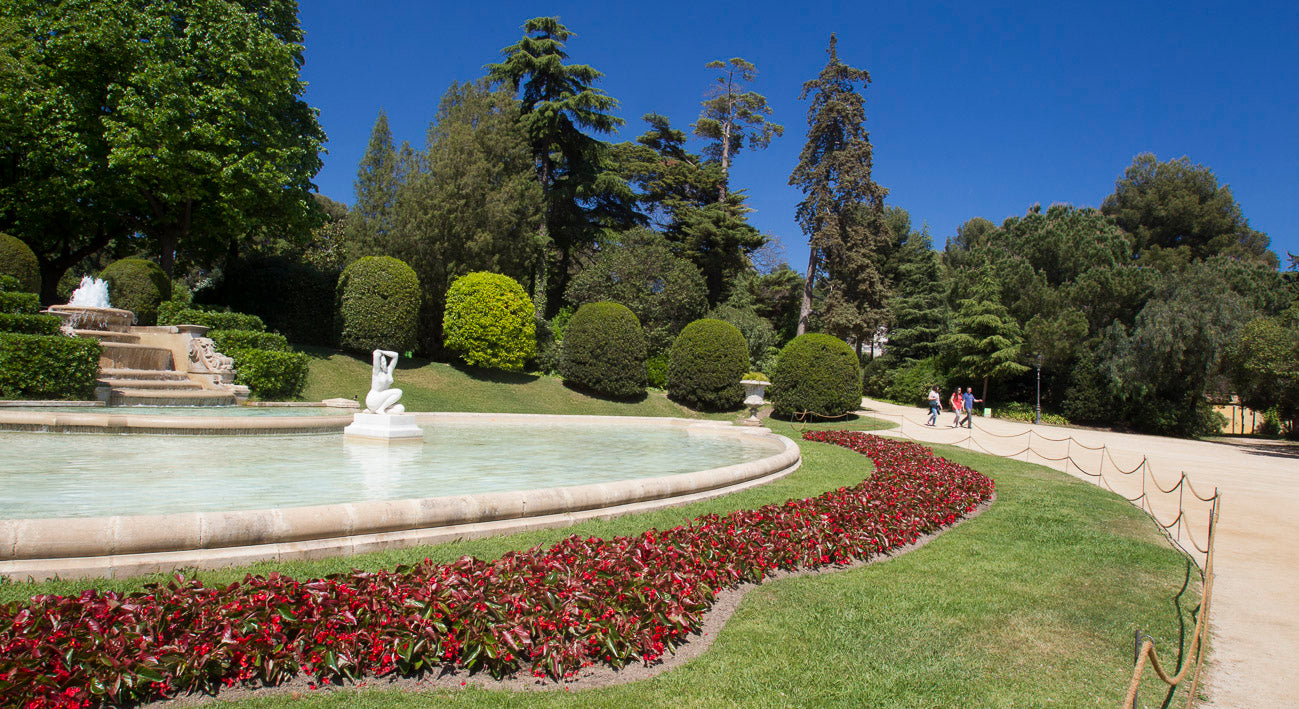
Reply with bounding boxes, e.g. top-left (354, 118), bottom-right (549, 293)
top-left (560, 380), bottom-right (649, 404)
top-left (451, 363), bottom-right (539, 385)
